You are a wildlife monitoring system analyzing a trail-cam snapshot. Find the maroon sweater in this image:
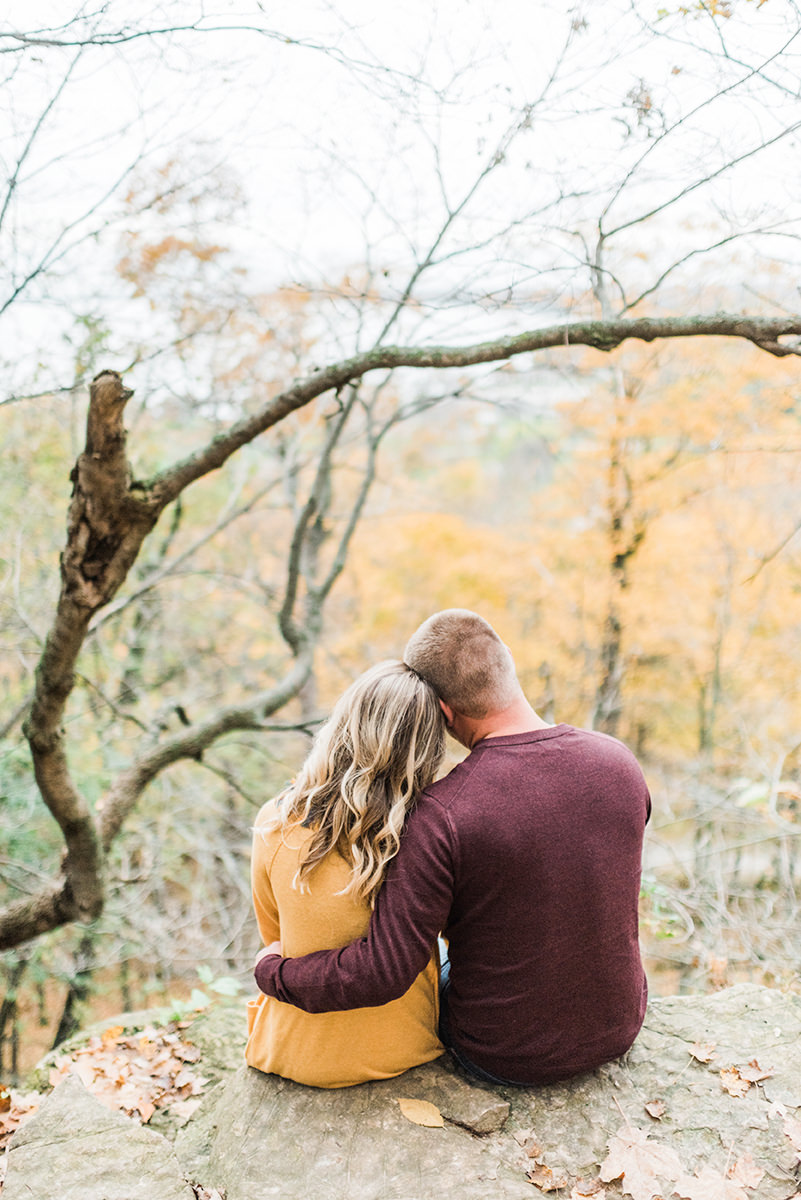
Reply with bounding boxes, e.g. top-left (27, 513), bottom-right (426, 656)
top-left (255, 725), bottom-right (650, 1084)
